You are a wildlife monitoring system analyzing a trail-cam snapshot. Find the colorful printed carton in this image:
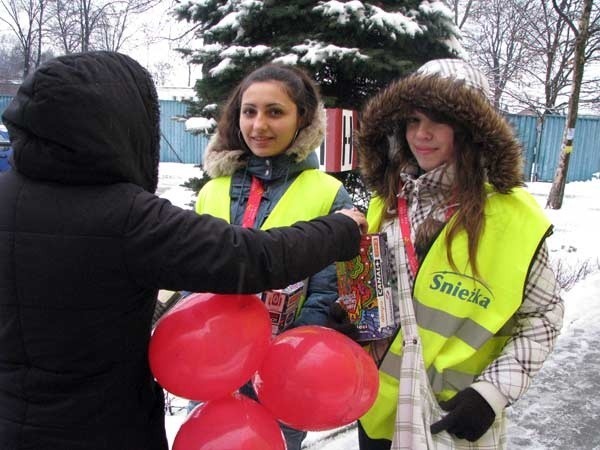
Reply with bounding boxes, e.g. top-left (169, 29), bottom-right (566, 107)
top-left (261, 281), bottom-right (307, 336)
top-left (336, 233), bottom-right (396, 341)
